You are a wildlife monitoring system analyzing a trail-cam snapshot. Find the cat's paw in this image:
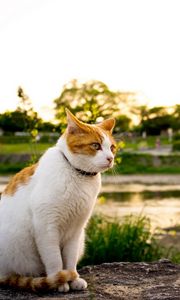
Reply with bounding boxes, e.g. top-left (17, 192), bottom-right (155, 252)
top-left (58, 282), bottom-right (70, 292)
top-left (70, 278), bottom-right (87, 290)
